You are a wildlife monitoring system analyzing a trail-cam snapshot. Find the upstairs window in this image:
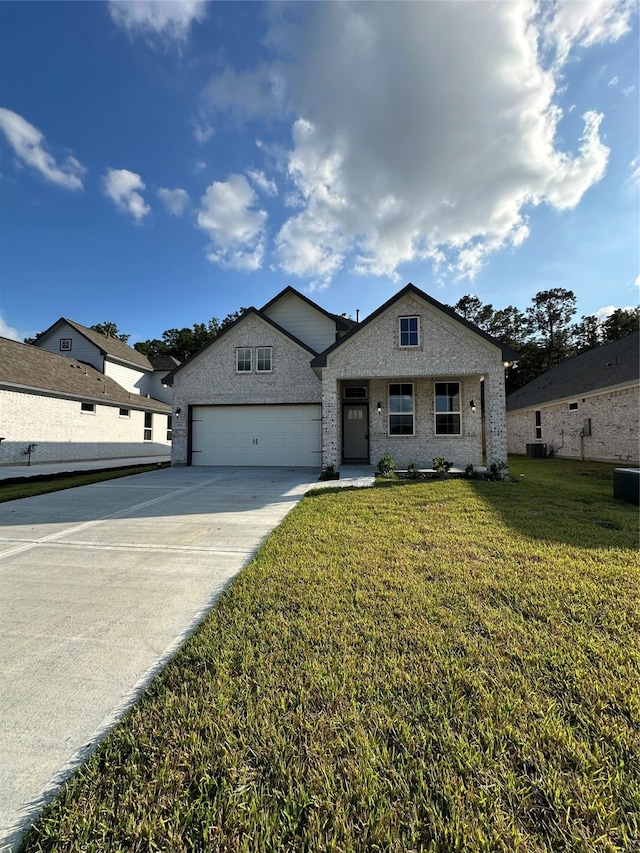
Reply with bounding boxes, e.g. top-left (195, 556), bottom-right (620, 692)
top-left (60, 338), bottom-right (72, 351)
top-left (389, 383), bottom-right (414, 435)
top-left (569, 402), bottom-right (578, 411)
top-left (236, 347), bottom-right (252, 372)
top-left (119, 408), bottom-right (130, 418)
top-left (435, 382), bottom-right (461, 435)
top-left (256, 347), bottom-right (272, 372)
top-left (80, 402), bottom-right (95, 414)
top-left (144, 412), bottom-right (153, 441)
top-left (399, 317), bottom-right (419, 347)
